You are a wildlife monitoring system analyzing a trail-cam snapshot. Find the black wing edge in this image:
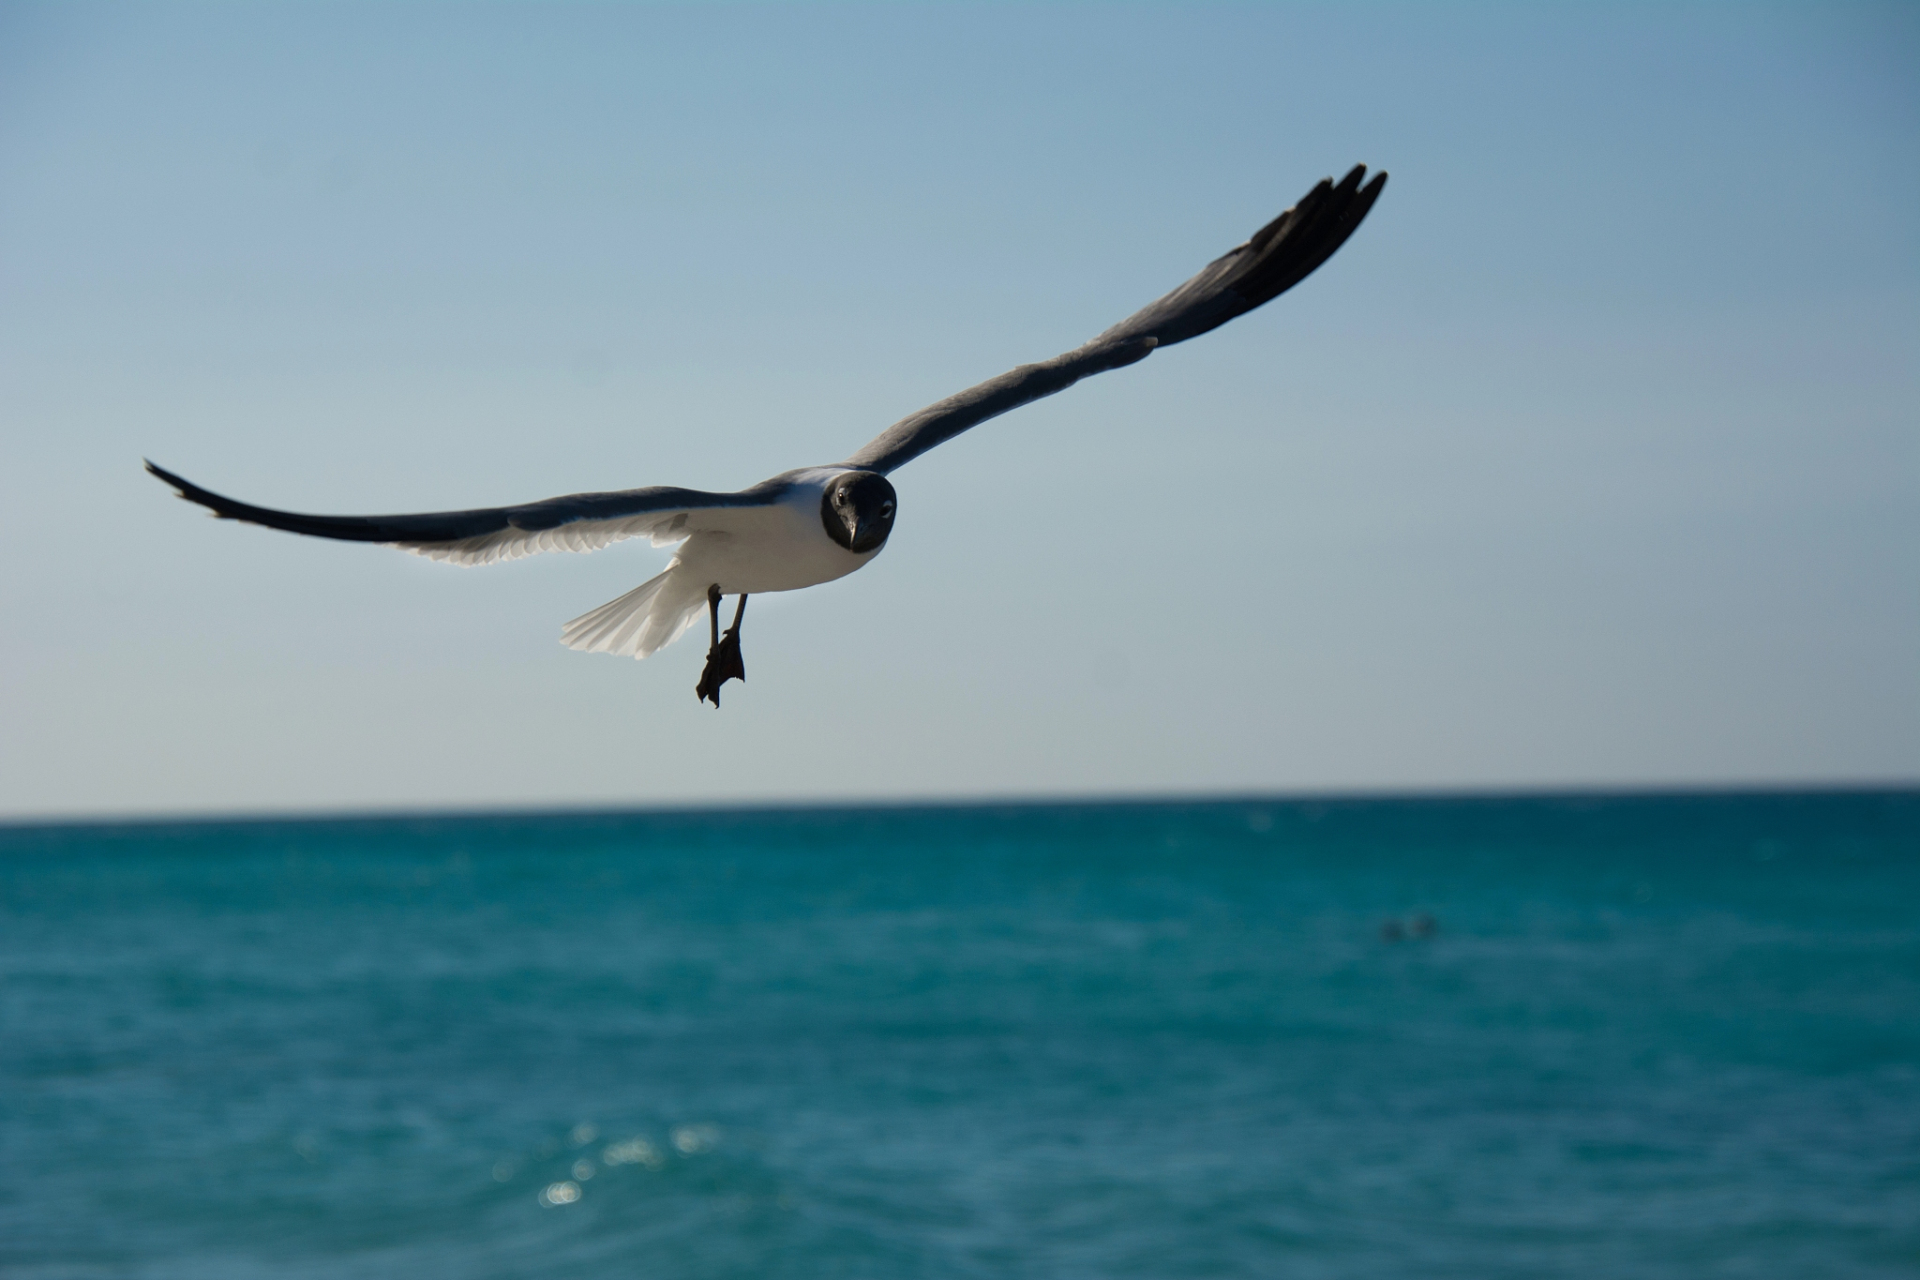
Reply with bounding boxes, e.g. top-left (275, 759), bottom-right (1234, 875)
top-left (844, 164), bottom-right (1386, 475)
top-left (142, 459), bottom-right (760, 545)
top-left (1102, 163), bottom-right (1386, 349)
